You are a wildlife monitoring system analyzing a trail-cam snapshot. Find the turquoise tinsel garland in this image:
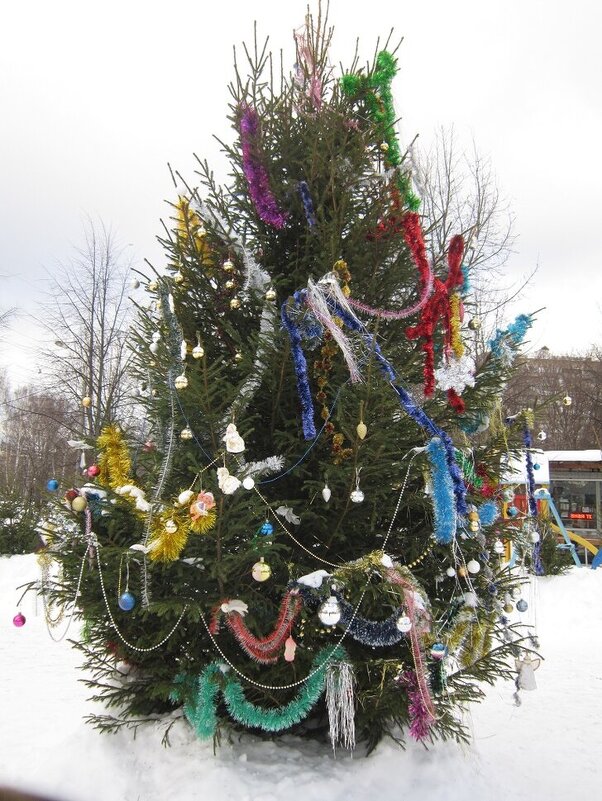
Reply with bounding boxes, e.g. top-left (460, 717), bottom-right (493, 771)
top-left (427, 436), bottom-right (457, 544)
top-left (172, 646), bottom-right (346, 738)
